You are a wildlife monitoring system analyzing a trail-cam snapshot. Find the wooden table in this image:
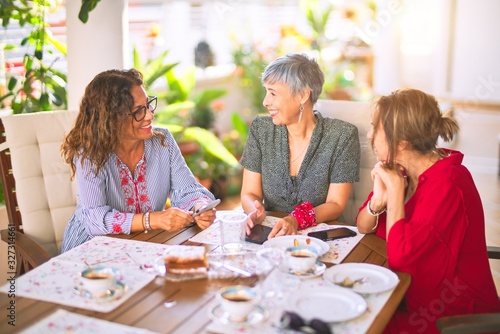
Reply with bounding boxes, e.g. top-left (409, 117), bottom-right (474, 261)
top-left (0, 223), bottom-right (410, 334)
